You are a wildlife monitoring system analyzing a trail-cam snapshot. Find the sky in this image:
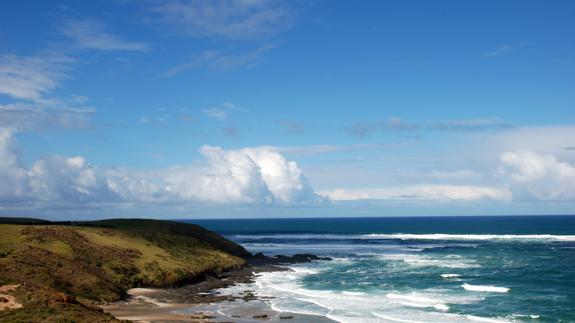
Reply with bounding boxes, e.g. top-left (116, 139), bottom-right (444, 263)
top-left (0, 0), bottom-right (574, 220)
